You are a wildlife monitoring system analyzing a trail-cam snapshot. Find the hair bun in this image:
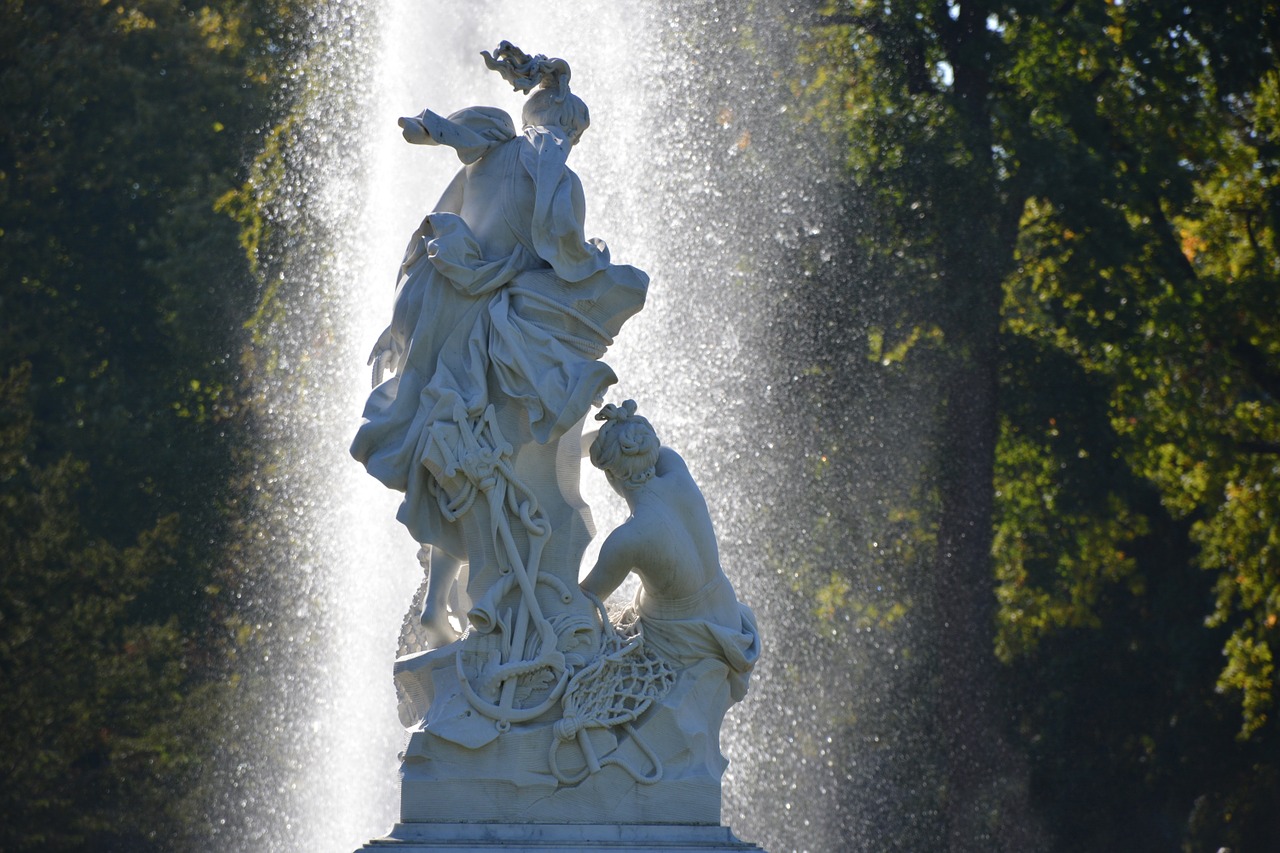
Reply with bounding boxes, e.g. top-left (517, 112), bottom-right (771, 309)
top-left (595, 399), bottom-right (638, 424)
top-left (588, 401), bottom-right (660, 489)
